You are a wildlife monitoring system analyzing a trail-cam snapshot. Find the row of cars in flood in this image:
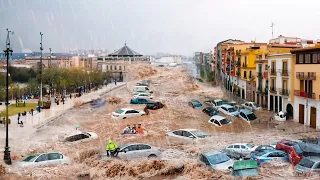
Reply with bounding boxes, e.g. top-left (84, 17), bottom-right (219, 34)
top-left (165, 127), bottom-right (320, 177)
top-left (188, 99), bottom-right (258, 127)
